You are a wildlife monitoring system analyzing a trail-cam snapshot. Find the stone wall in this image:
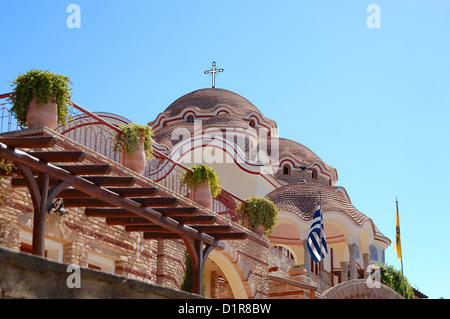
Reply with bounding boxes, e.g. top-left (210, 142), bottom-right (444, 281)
top-left (0, 247), bottom-right (203, 299)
